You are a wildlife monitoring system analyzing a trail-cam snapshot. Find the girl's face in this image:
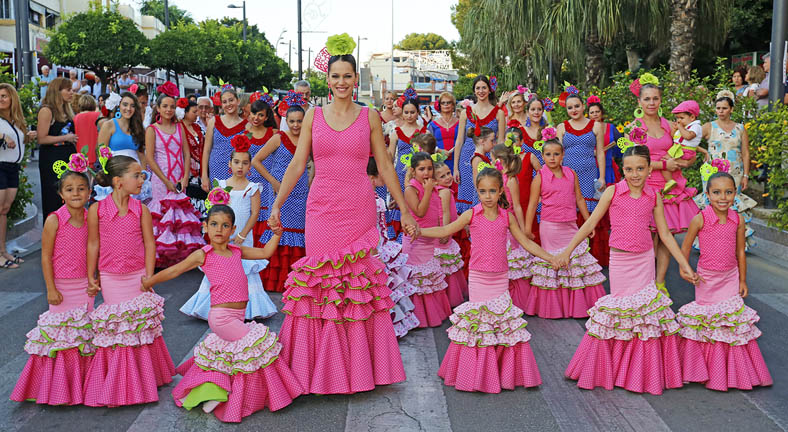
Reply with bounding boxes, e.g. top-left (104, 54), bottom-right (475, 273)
top-left (120, 97), bottom-right (136, 119)
top-left (527, 101), bottom-right (543, 123)
top-left (392, 104), bottom-right (402, 117)
top-left (327, 60), bottom-right (357, 100)
top-left (158, 96), bottom-right (176, 121)
top-left (116, 162), bottom-right (144, 195)
top-left (621, 155), bottom-right (650, 189)
top-left (510, 94), bottom-right (525, 114)
top-left (639, 88), bottom-right (662, 116)
top-left (384, 92), bottom-right (395, 109)
top-left (476, 176), bottom-right (502, 209)
top-left (61, 86), bottom-right (74, 103)
top-left (0, 89), bottom-right (11, 110)
top-left (402, 104), bottom-right (418, 124)
top-left (368, 174), bottom-right (384, 187)
top-left (435, 164), bottom-right (452, 187)
top-left (707, 177), bottom-right (736, 213)
top-left (480, 136), bottom-right (495, 153)
top-left (439, 97), bottom-right (454, 114)
top-left (732, 72), bottom-right (743, 86)
top-left (566, 97), bottom-right (584, 120)
top-left (413, 160), bottom-right (434, 182)
top-left (203, 212), bottom-right (235, 244)
top-left (250, 109), bottom-right (267, 127)
top-left (138, 94), bottom-right (148, 108)
top-left (229, 152), bottom-right (251, 178)
top-left (542, 143), bottom-right (564, 168)
top-left (184, 106), bottom-right (198, 122)
top-left (588, 105), bottom-right (603, 122)
top-left (221, 93), bottom-right (238, 115)
top-left (474, 81), bottom-right (490, 101)
top-left (59, 175), bottom-right (90, 209)
top-left (287, 111), bottom-right (304, 135)
top-left (715, 100), bottom-right (732, 120)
